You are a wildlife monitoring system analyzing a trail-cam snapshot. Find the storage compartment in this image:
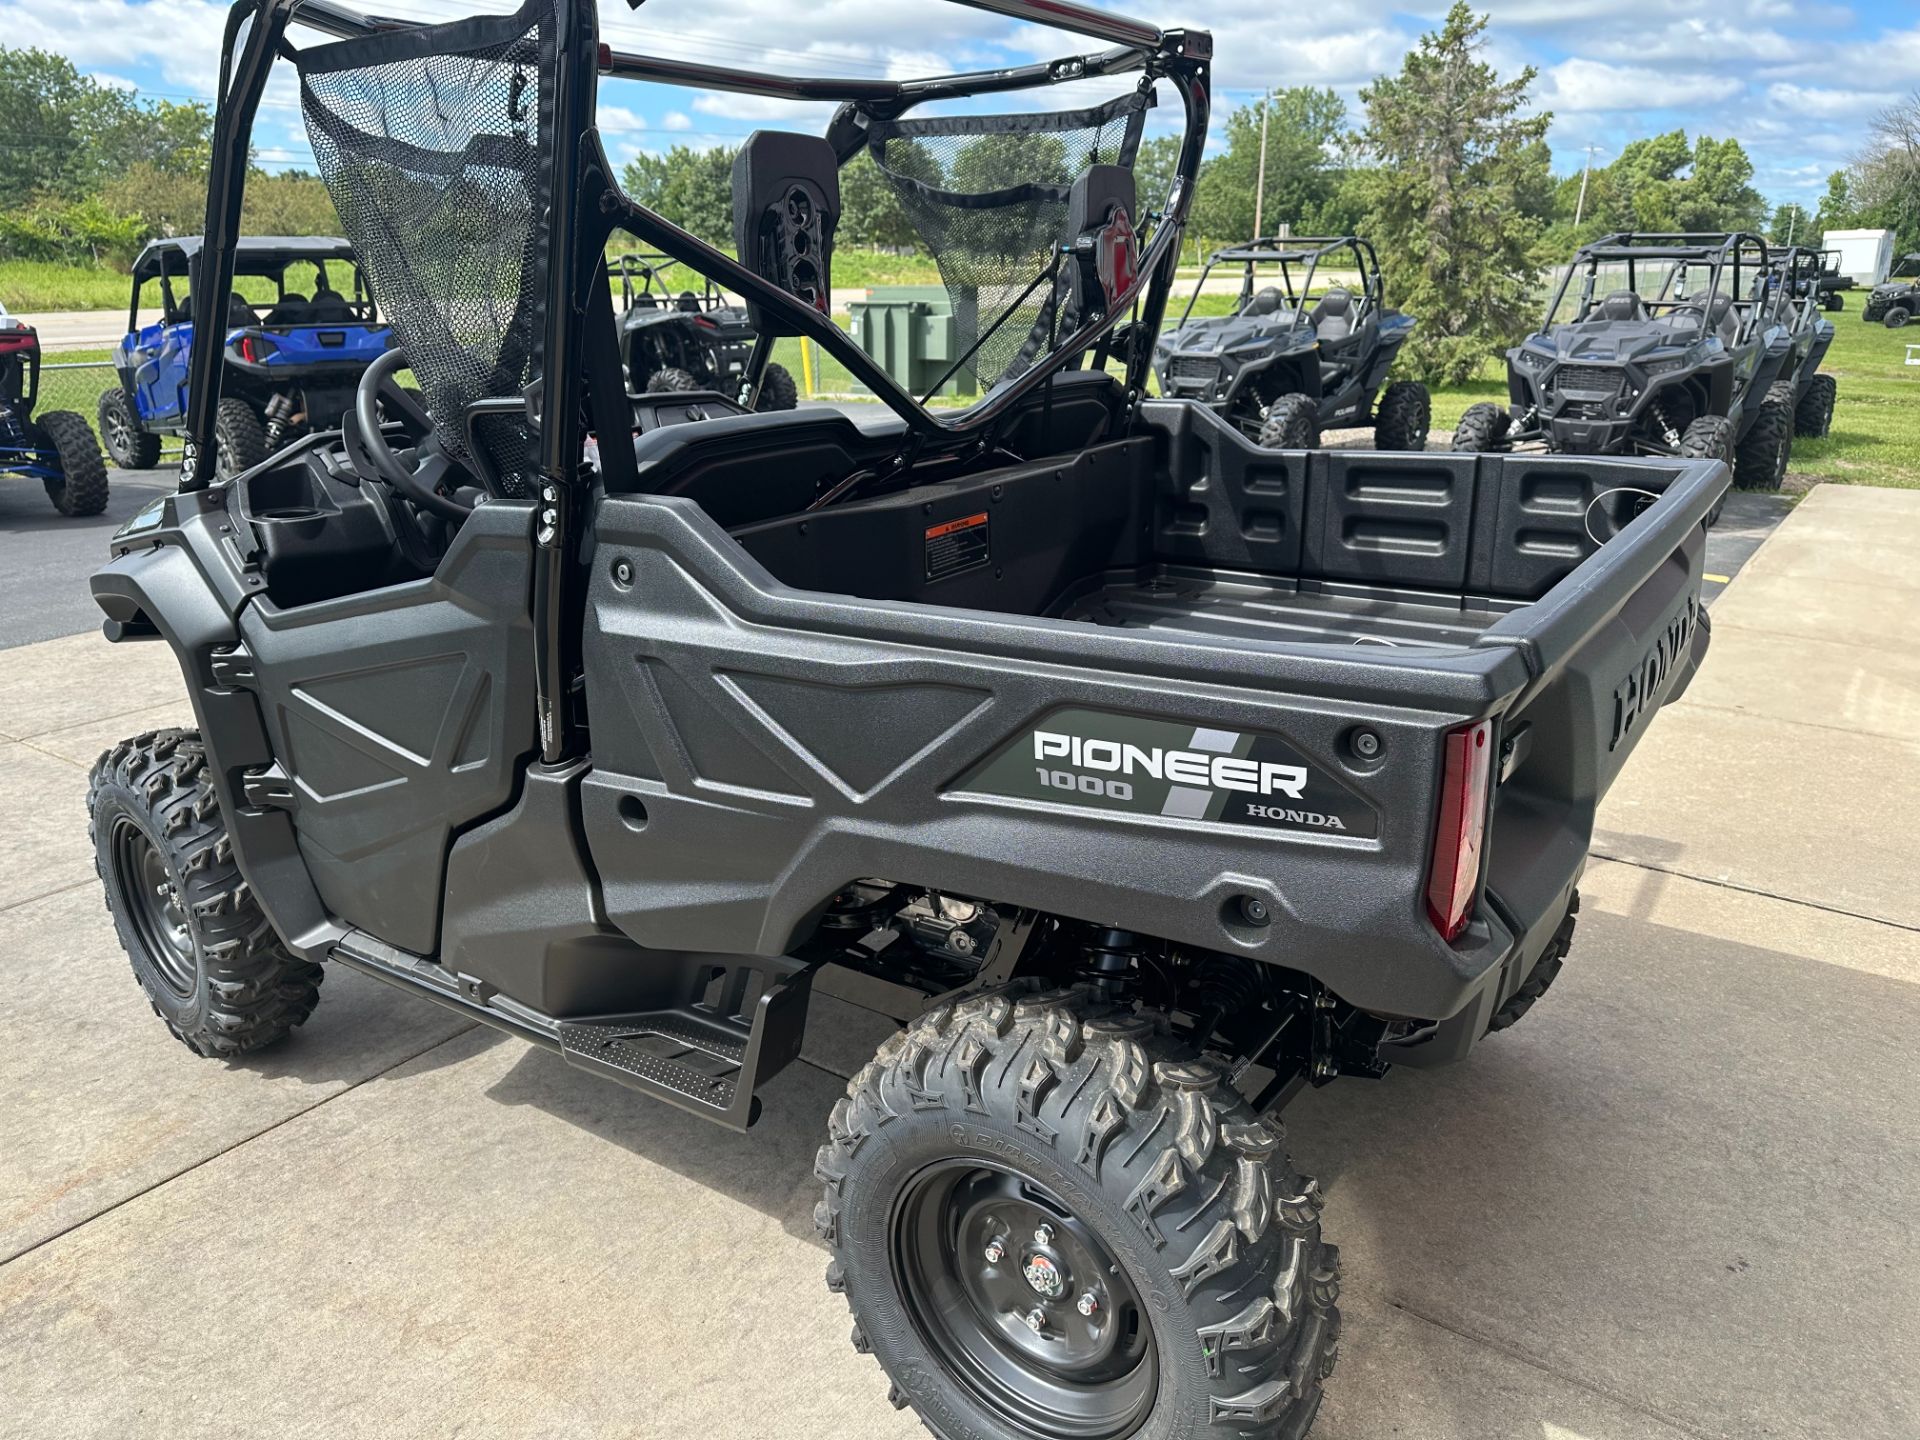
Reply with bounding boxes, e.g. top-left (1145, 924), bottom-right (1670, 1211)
top-left (726, 399), bottom-right (1685, 651)
top-left (235, 442), bottom-right (430, 606)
